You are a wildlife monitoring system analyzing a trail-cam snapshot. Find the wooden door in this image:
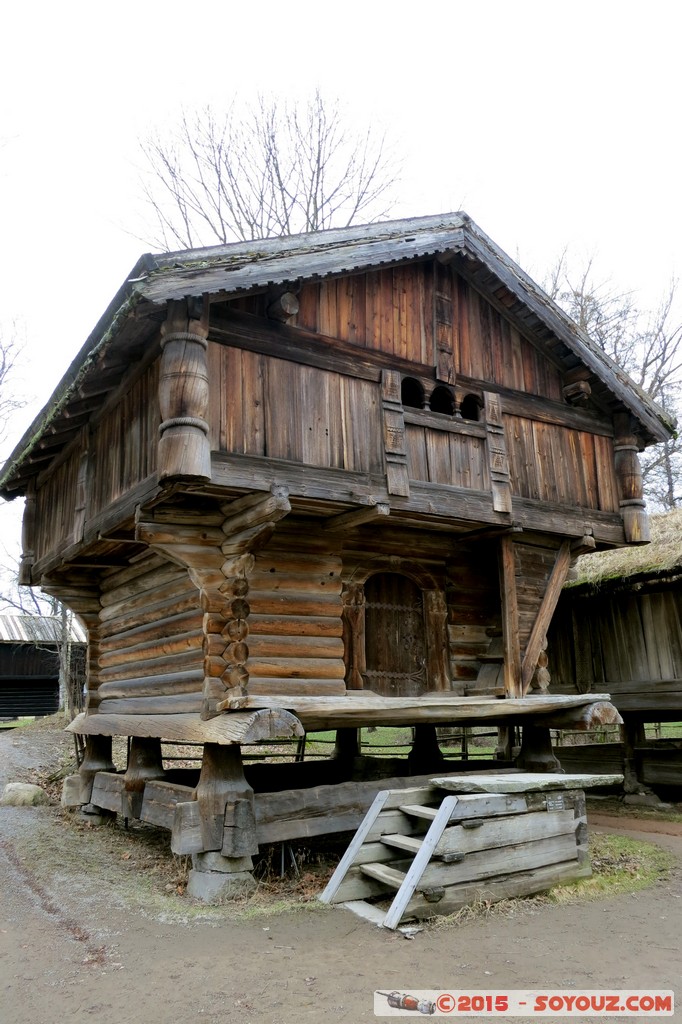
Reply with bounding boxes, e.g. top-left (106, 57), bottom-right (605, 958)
top-left (363, 573), bottom-right (427, 697)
